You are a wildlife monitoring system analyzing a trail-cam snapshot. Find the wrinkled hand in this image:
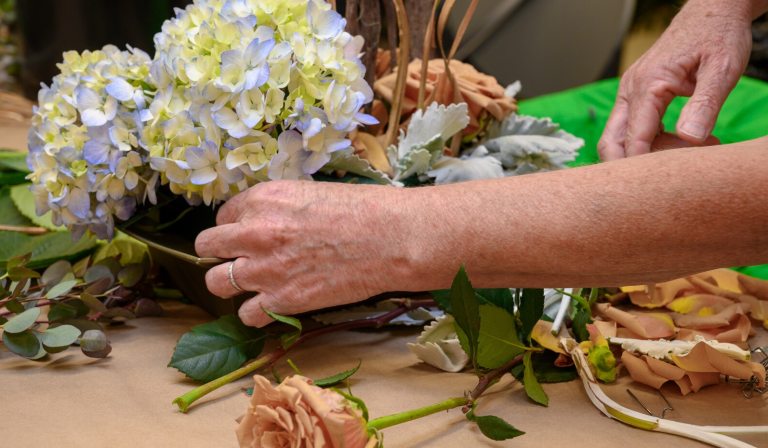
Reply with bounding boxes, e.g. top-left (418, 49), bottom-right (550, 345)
top-left (195, 181), bottom-right (417, 327)
top-left (598, 0), bottom-right (756, 161)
